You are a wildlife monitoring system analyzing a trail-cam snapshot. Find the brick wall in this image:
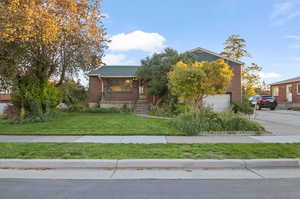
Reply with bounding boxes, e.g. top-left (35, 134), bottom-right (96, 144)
top-left (292, 82), bottom-right (300, 103)
top-left (88, 76), bottom-right (102, 103)
top-left (227, 64), bottom-right (242, 102)
top-left (88, 77), bottom-right (139, 103)
top-left (0, 94), bottom-right (11, 103)
top-left (271, 81), bottom-right (300, 104)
